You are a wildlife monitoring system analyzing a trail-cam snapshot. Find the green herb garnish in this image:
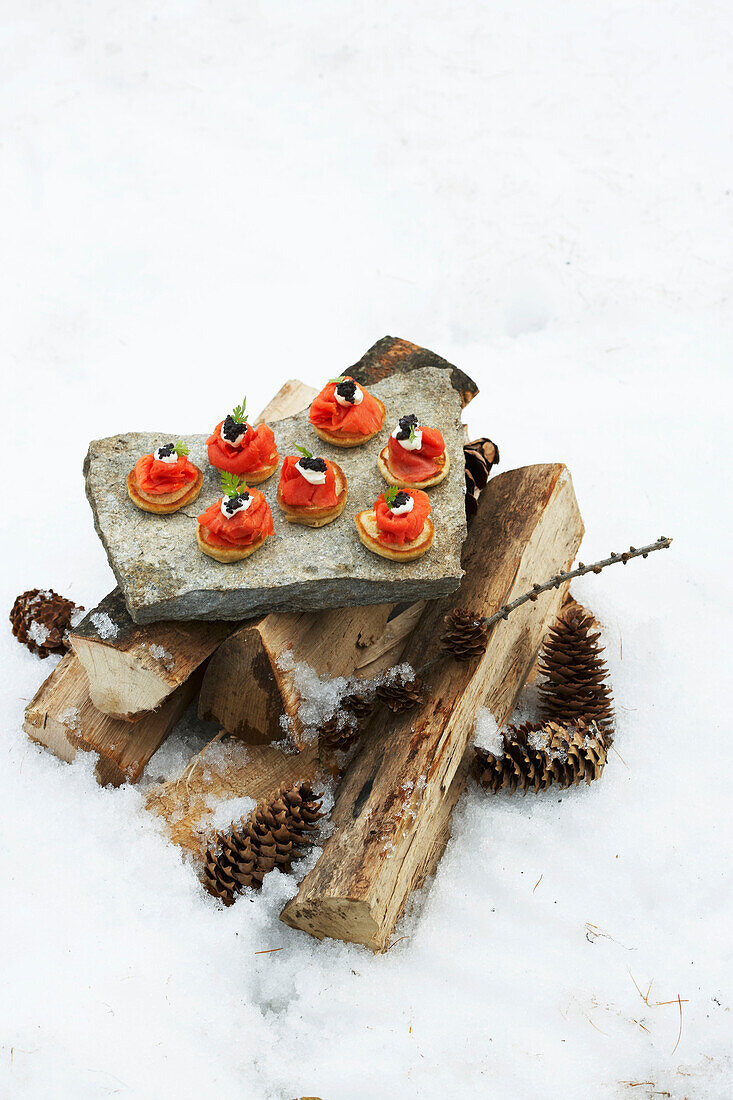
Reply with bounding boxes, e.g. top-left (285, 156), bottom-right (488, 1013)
top-left (231, 397), bottom-right (248, 424)
top-left (408, 422), bottom-right (416, 443)
top-left (328, 376), bottom-right (346, 384)
top-left (220, 471), bottom-right (248, 498)
top-left (174, 441), bottom-right (190, 457)
top-left (294, 444), bottom-right (314, 459)
top-left (385, 485), bottom-right (399, 506)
